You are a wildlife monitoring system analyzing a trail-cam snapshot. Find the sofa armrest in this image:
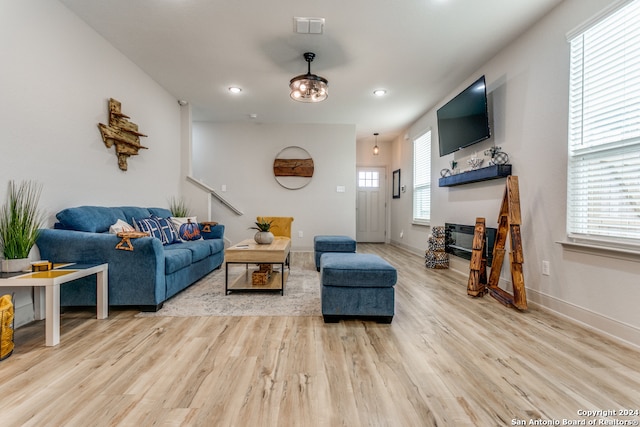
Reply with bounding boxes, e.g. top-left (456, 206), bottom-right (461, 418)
top-left (200, 223), bottom-right (224, 240)
top-left (36, 229), bottom-right (166, 305)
